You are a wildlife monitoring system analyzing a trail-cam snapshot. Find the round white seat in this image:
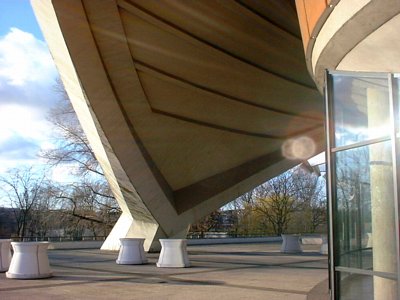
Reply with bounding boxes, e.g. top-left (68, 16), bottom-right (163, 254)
top-left (0, 239), bottom-right (12, 272)
top-left (116, 238), bottom-right (147, 264)
top-left (281, 234), bottom-right (302, 253)
top-left (156, 239), bottom-right (190, 268)
top-left (6, 242), bottom-right (52, 279)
